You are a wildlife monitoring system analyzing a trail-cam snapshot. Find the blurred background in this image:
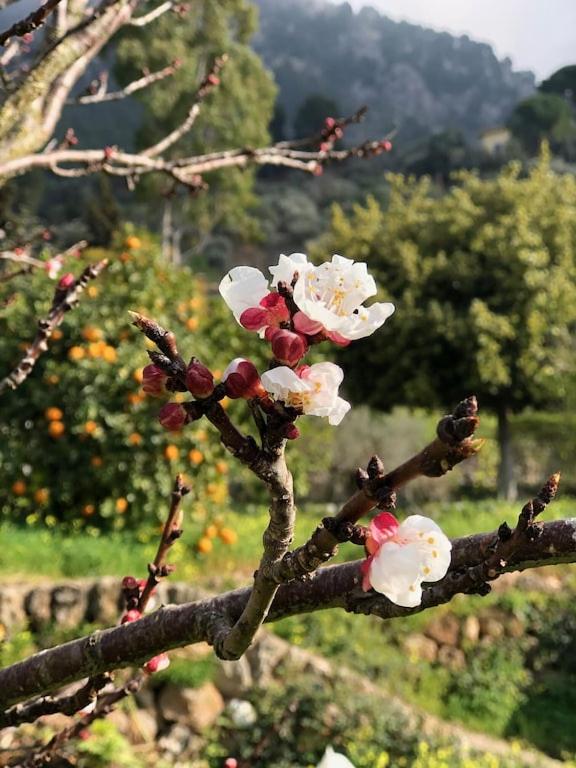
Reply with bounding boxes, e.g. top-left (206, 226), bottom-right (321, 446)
top-left (1, 1), bottom-right (576, 766)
